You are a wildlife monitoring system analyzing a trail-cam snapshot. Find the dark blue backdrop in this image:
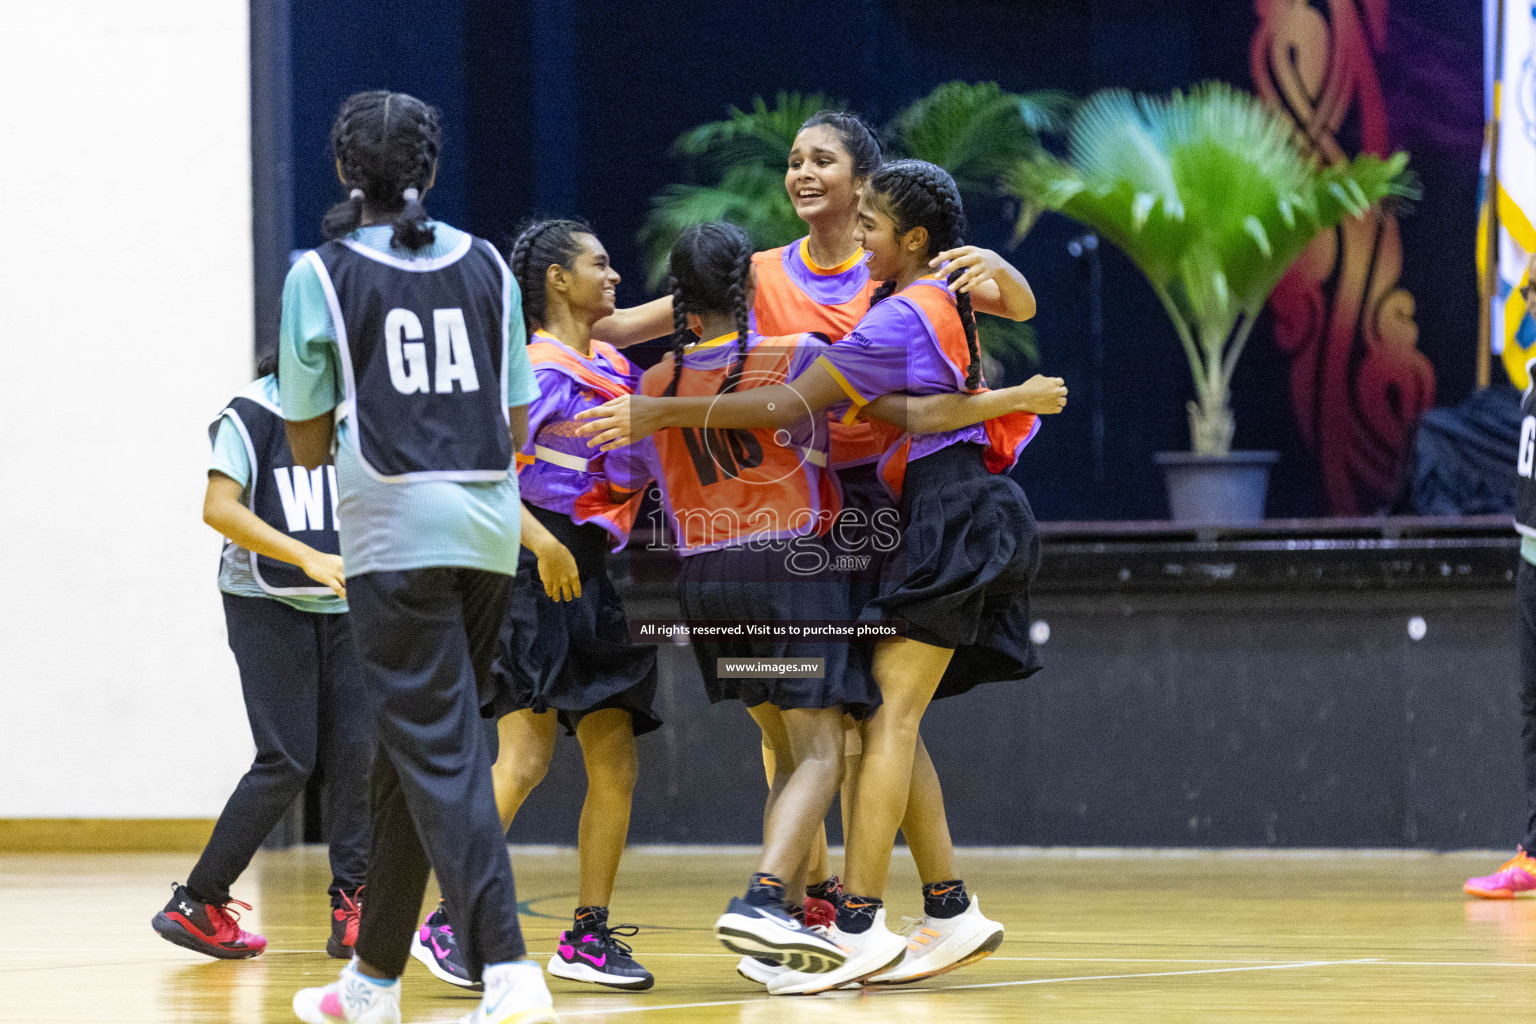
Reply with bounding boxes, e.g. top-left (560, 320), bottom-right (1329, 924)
top-left (262, 0), bottom-right (1483, 521)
